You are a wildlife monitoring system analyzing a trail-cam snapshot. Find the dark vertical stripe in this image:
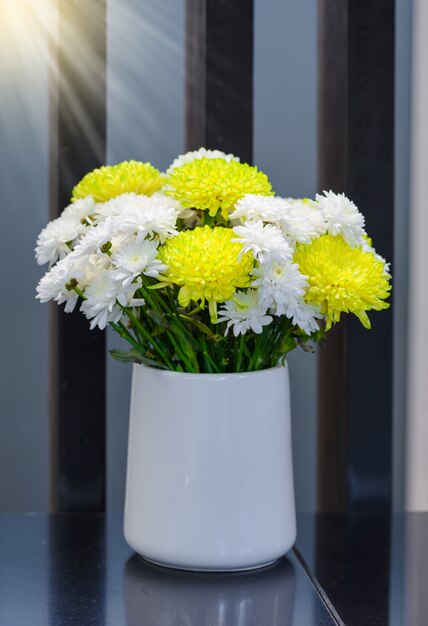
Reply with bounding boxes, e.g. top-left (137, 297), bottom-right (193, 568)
top-left (49, 0), bottom-right (107, 512)
top-left (185, 0), bottom-right (253, 163)
top-left (317, 0), bottom-right (394, 510)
